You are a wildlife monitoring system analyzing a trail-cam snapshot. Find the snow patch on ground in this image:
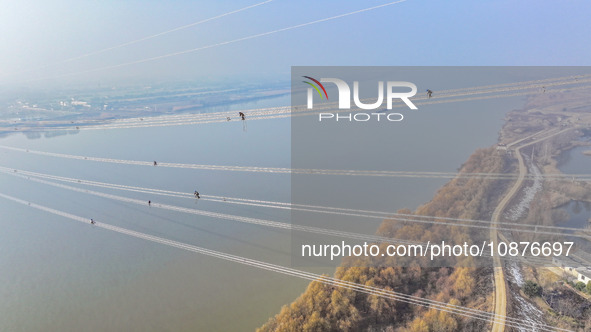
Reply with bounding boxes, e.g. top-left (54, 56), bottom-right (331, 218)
top-left (512, 293), bottom-right (545, 331)
top-left (505, 155), bottom-right (543, 221)
top-left (507, 260), bottom-right (525, 287)
top-left (505, 261), bottom-right (545, 331)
